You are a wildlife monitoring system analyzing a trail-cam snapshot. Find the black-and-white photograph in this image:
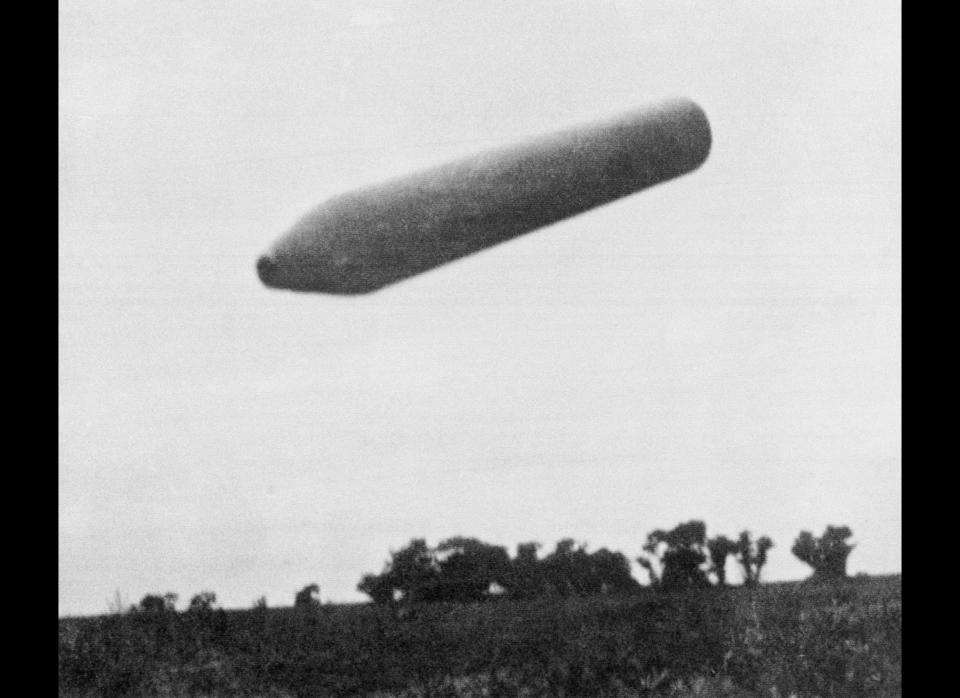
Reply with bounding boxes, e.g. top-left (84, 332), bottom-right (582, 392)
top-left (59, 2), bottom-right (901, 695)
